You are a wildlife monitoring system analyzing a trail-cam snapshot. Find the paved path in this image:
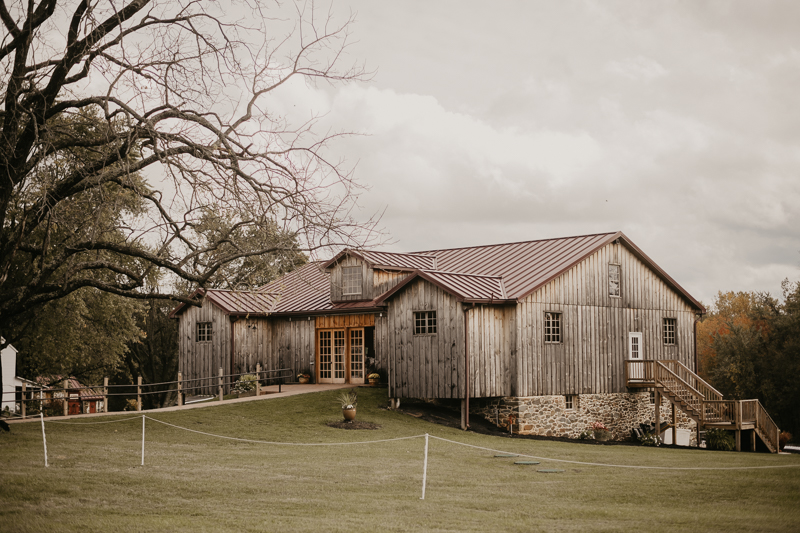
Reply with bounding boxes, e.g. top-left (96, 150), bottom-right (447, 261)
top-left (7, 383), bottom-right (359, 424)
